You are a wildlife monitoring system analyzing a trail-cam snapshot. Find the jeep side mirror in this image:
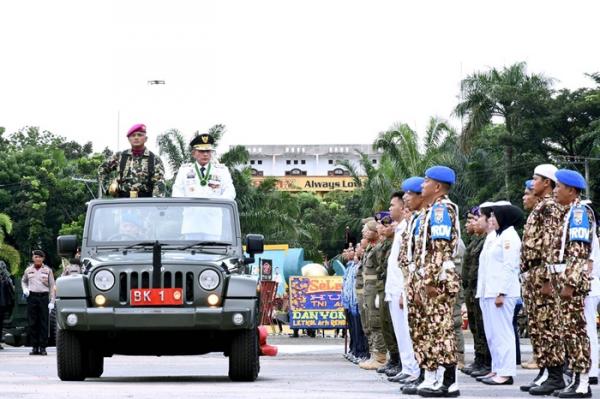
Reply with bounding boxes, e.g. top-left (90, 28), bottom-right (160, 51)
top-left (57, 235), bottom-right (78, 257)
top-left (245, 234), bottom-right (264, 256)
